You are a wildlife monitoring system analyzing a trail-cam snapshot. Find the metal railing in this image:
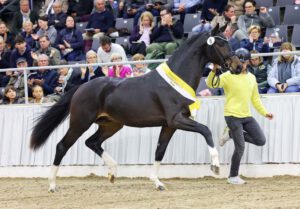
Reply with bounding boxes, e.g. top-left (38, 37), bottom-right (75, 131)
top-left (1, 50), bottom-right (300, 104)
